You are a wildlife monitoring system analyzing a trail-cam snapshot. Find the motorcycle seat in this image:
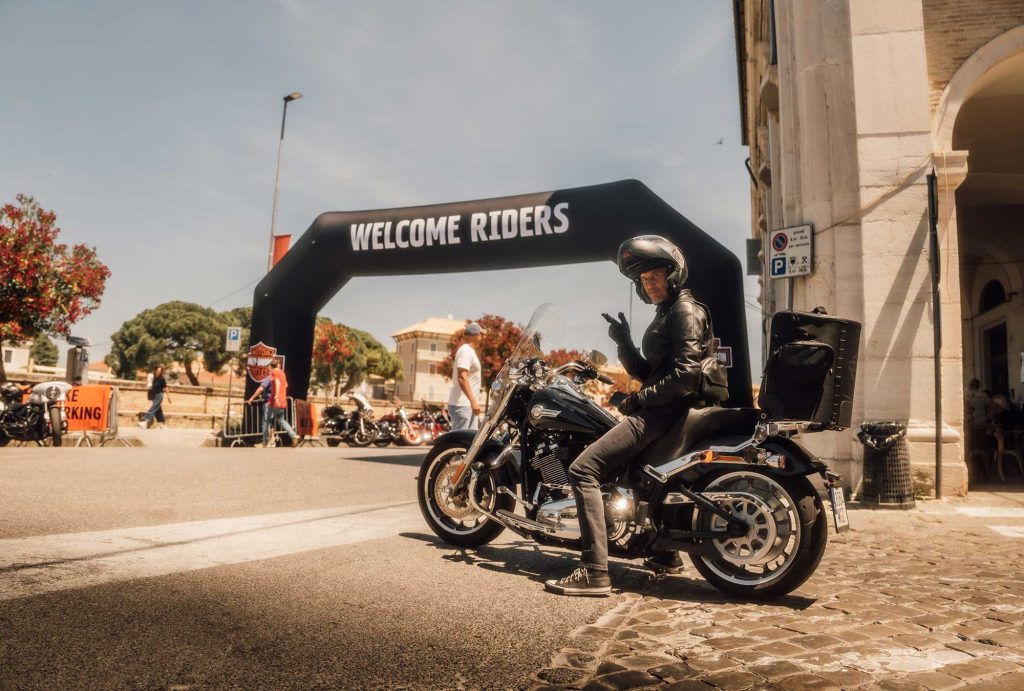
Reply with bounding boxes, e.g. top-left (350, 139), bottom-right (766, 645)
top-left (643, 406), bottom-right (761, 466)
